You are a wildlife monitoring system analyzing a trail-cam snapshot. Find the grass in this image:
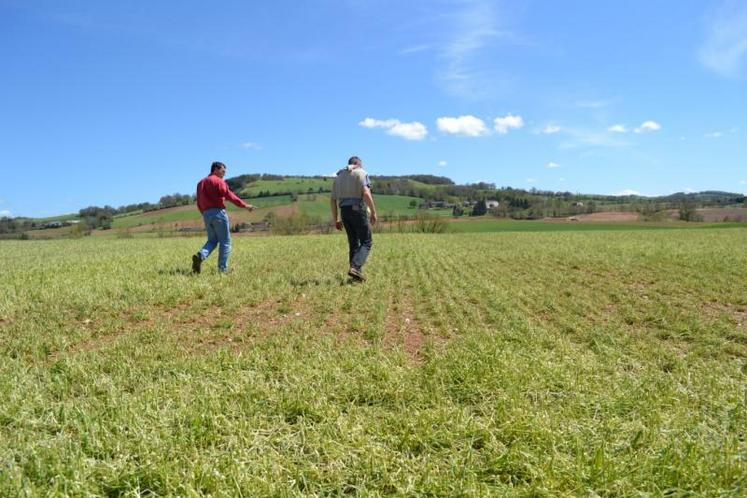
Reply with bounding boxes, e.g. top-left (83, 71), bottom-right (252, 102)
top-left (374, 196), bottom-right (454, 218)
top-left (109, 194), bottom-right (431, 231)
top-left (1, 228), bottom-right (746, 495)
top-left (448, 218), bottom-right (747, 233)
top-left (110, 197), bottom-right (297, 230)
top-left (297, 194), bottom-right (331, 220)
top-left (297, 194), bottom-right (439, 222)
top-left (111, 205), bottom-right (199, 229)
top-left (239, 177), bottom-right (333, 197)
top-left (249, 194), bottom-right (294, 209)
top-left (24, 213), bottom-right (81, 223)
